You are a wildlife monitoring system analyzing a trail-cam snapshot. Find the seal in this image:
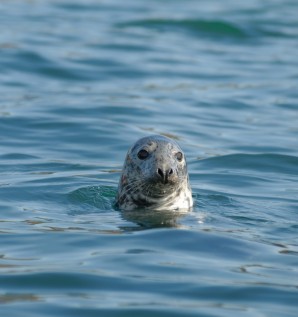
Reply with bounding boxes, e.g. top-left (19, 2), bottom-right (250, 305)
top-left (116, 135), bottom-right (193, 211)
